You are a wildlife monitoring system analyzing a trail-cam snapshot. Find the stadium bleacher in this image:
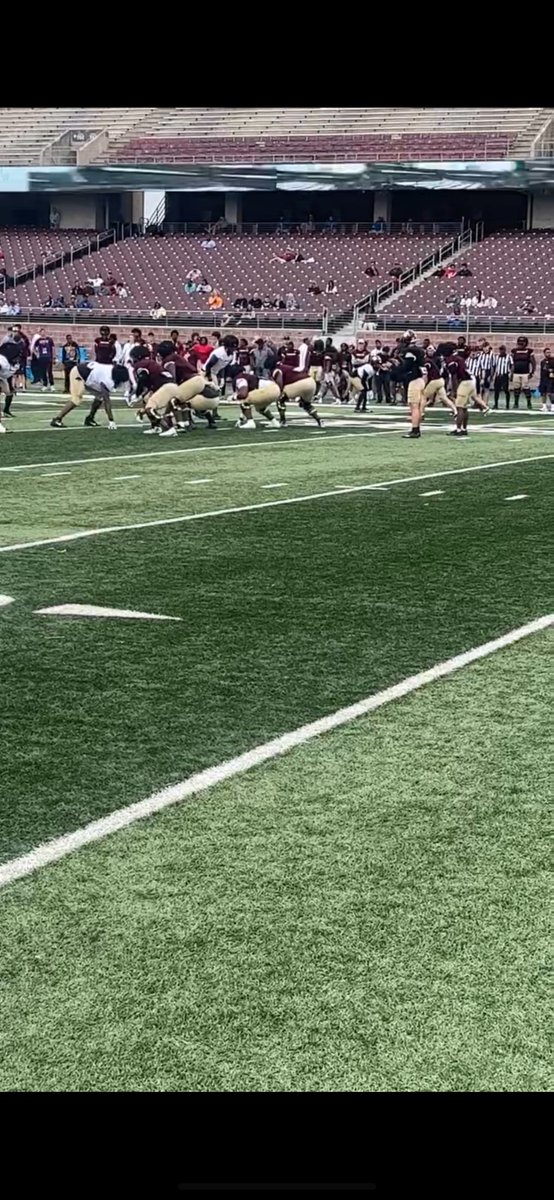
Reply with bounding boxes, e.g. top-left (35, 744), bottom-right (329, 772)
top-left (382, 231), bottom-right (554, 319)
top-left (4, 231), bottom-right (449, 315)
top-left (0, 107), bottom-right (547, 165)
